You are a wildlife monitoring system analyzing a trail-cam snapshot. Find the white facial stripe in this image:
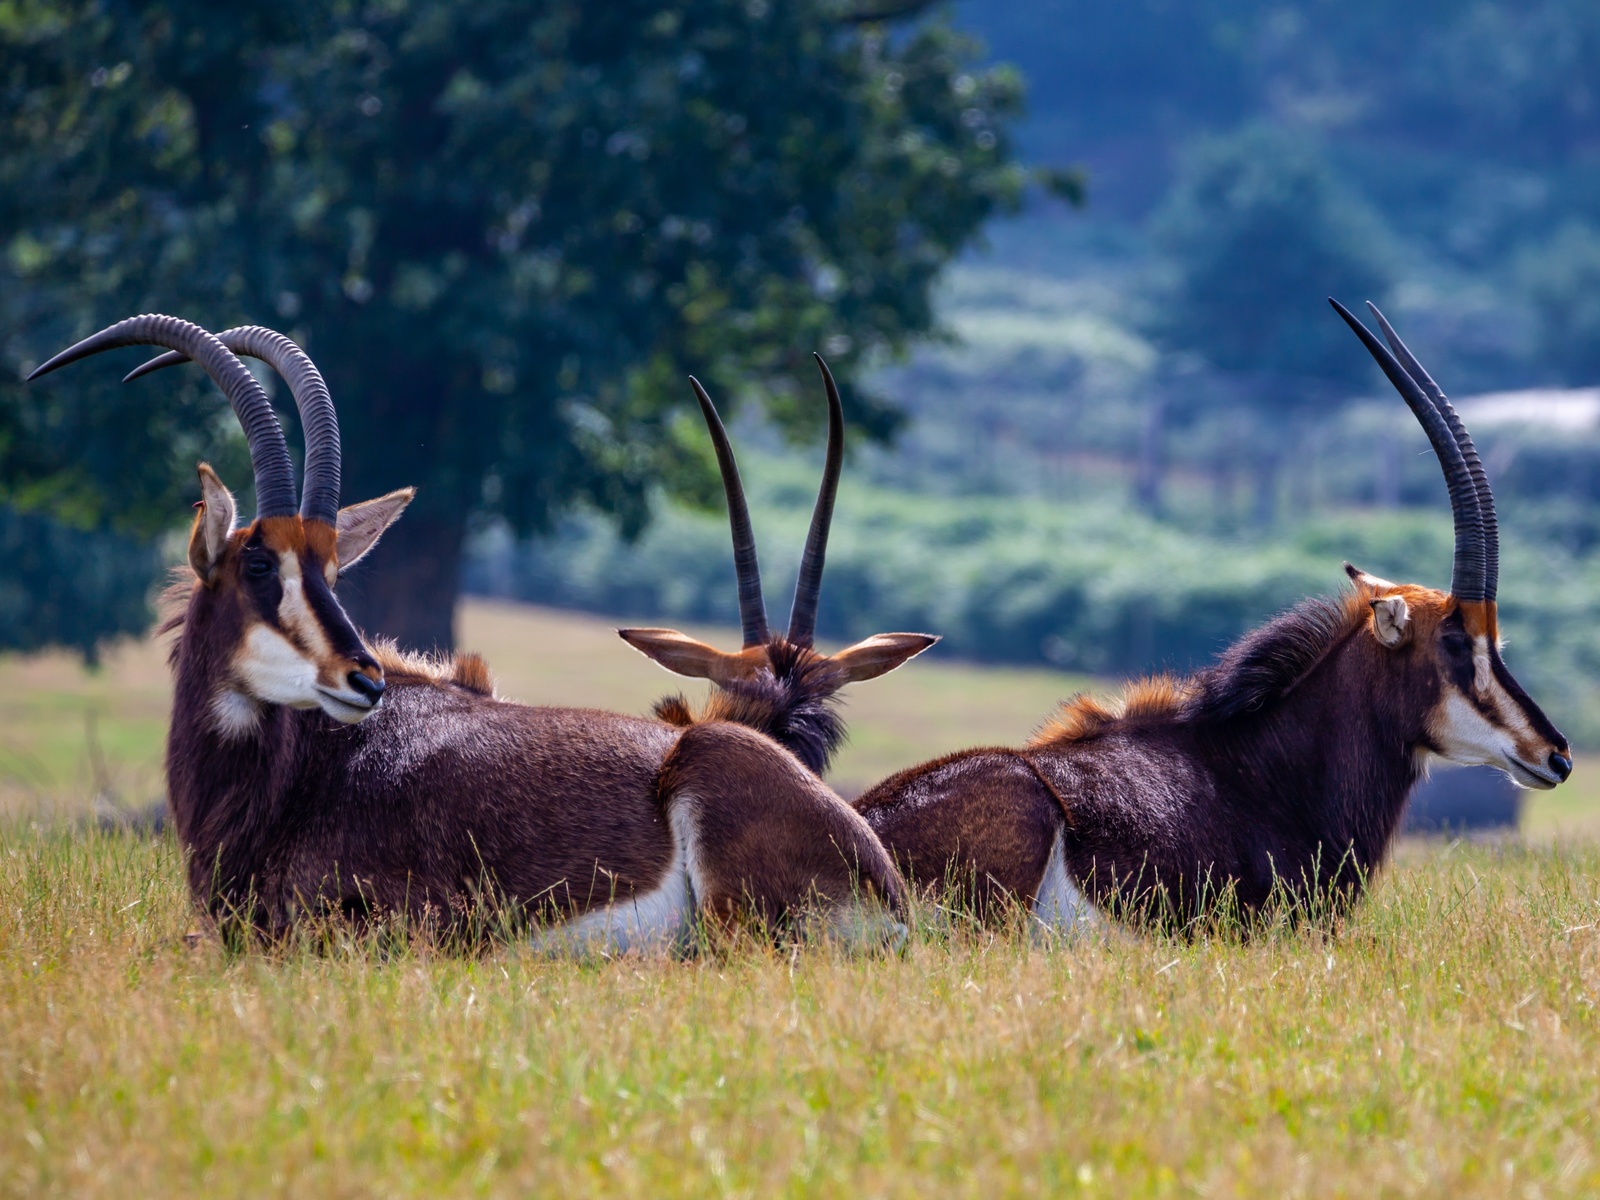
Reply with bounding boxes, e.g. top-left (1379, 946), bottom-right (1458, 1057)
top-left (1472, 635), bottom-right (1493, 696)
top-left (235, 623), bottom-right (322, 709)
top-left (274, 552), bottom-right (335, 667)
top-left (1461, 633), bottom-right (1539, 745)
top-left (1431, 689), bottom-right (1519, 766)
top-left (1428, 685), bottom-right (1556, 787)
top-left (231, 579), bottom-right (382, 723)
